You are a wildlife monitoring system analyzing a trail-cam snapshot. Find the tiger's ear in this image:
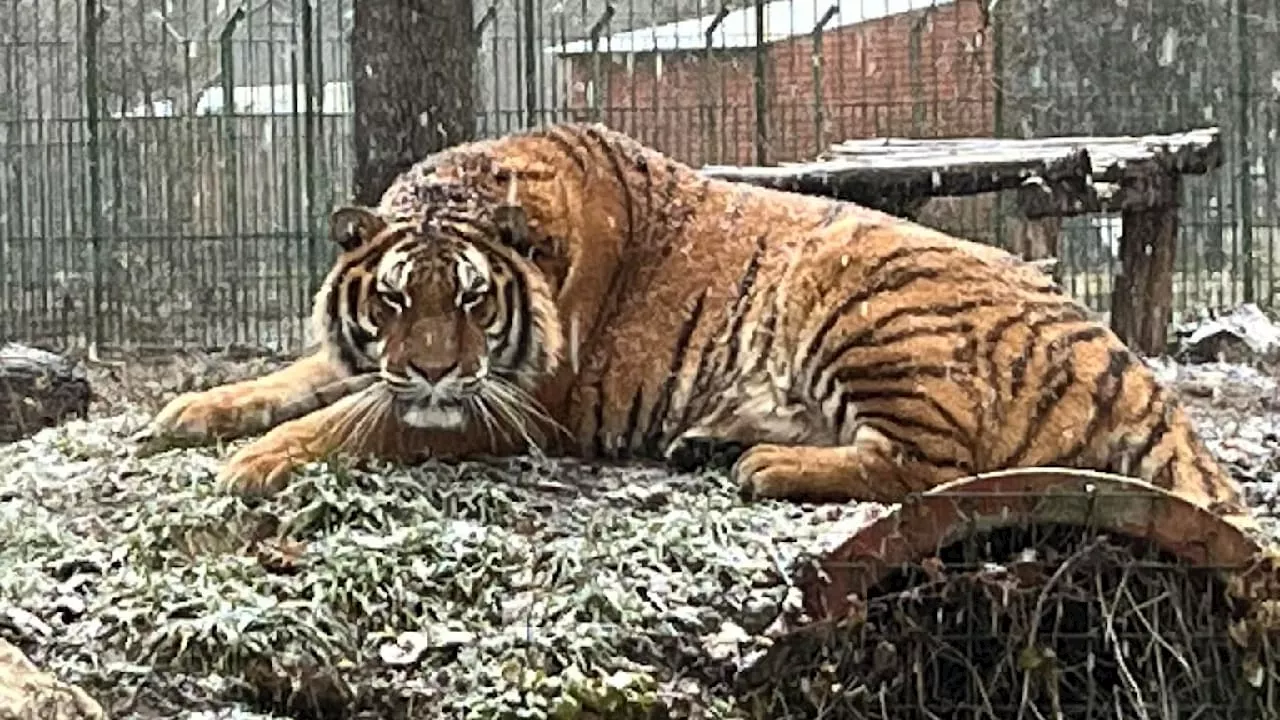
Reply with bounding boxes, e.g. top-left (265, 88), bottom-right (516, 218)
top-left (329, 206), bottom-right (386, 251)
